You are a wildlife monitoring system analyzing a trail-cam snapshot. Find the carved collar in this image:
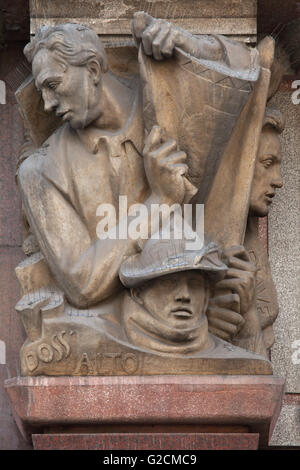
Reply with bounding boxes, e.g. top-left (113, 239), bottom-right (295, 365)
top-left (76, 82), bottom-right (144, 158)
top-left (121, 292), bottom-right (214, 355)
